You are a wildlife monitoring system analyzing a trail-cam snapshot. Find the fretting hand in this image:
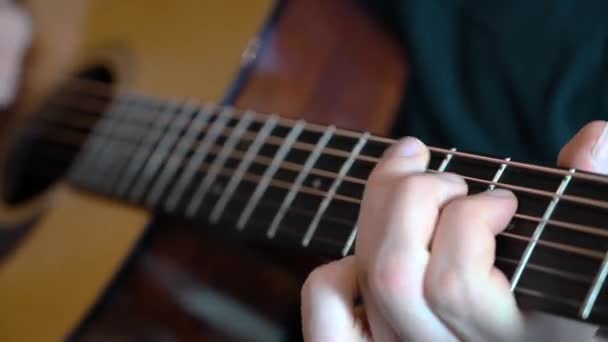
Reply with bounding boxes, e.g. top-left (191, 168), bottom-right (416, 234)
top-left (301, 121), bottom-right (608, 341)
